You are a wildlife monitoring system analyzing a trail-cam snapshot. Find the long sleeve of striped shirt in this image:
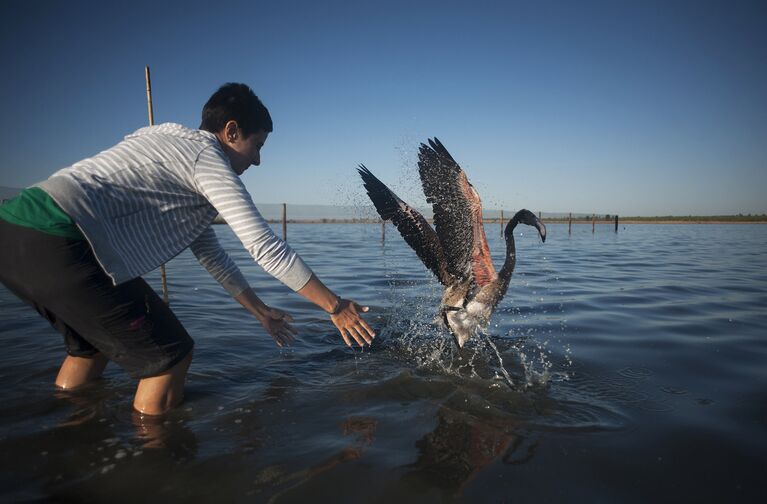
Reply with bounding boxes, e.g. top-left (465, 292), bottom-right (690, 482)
top-left (194, 145), bottom-right (313, 293)
top-left (188, 226), bottom-right (250, 296)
